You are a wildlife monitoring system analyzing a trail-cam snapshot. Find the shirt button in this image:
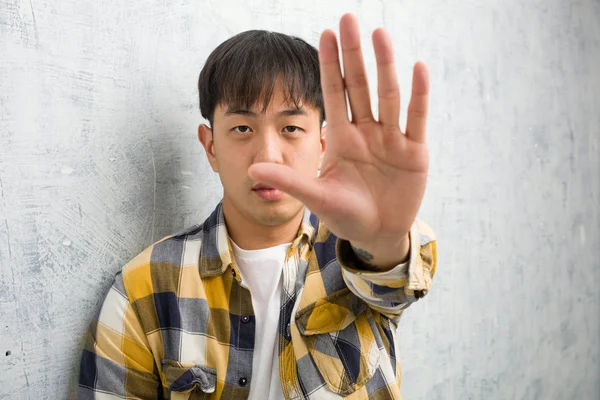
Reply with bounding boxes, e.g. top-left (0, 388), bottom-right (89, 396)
top-left (238, 377), bottom-right (248, 386)
top-left (241, 315), bottom-right (250, 323)
top-left (285, 323), bottom-right (291, 340)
